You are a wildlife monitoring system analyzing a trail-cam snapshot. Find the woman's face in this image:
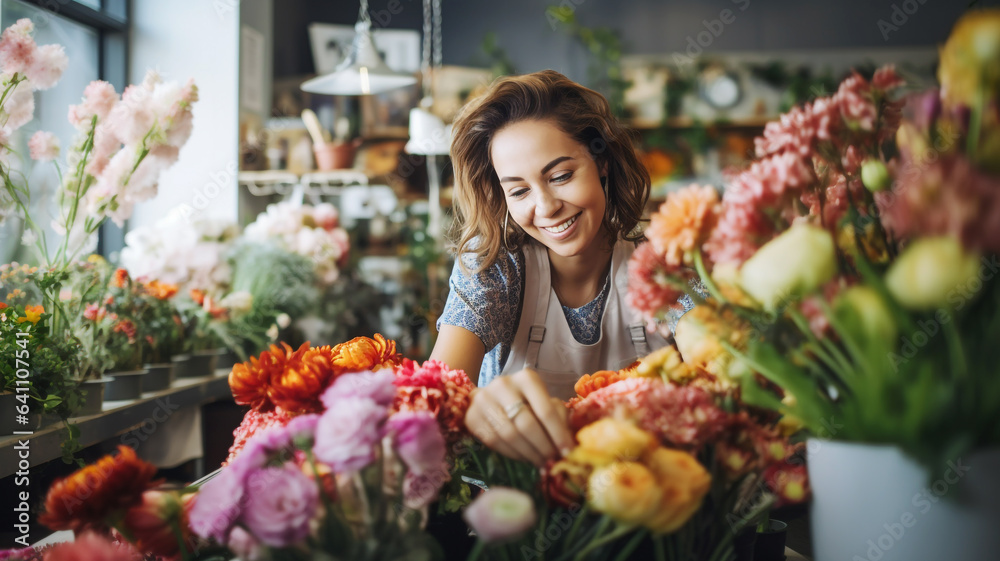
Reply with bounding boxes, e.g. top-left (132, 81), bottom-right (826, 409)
top-left (491, 119), bottom-right (607, 258)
